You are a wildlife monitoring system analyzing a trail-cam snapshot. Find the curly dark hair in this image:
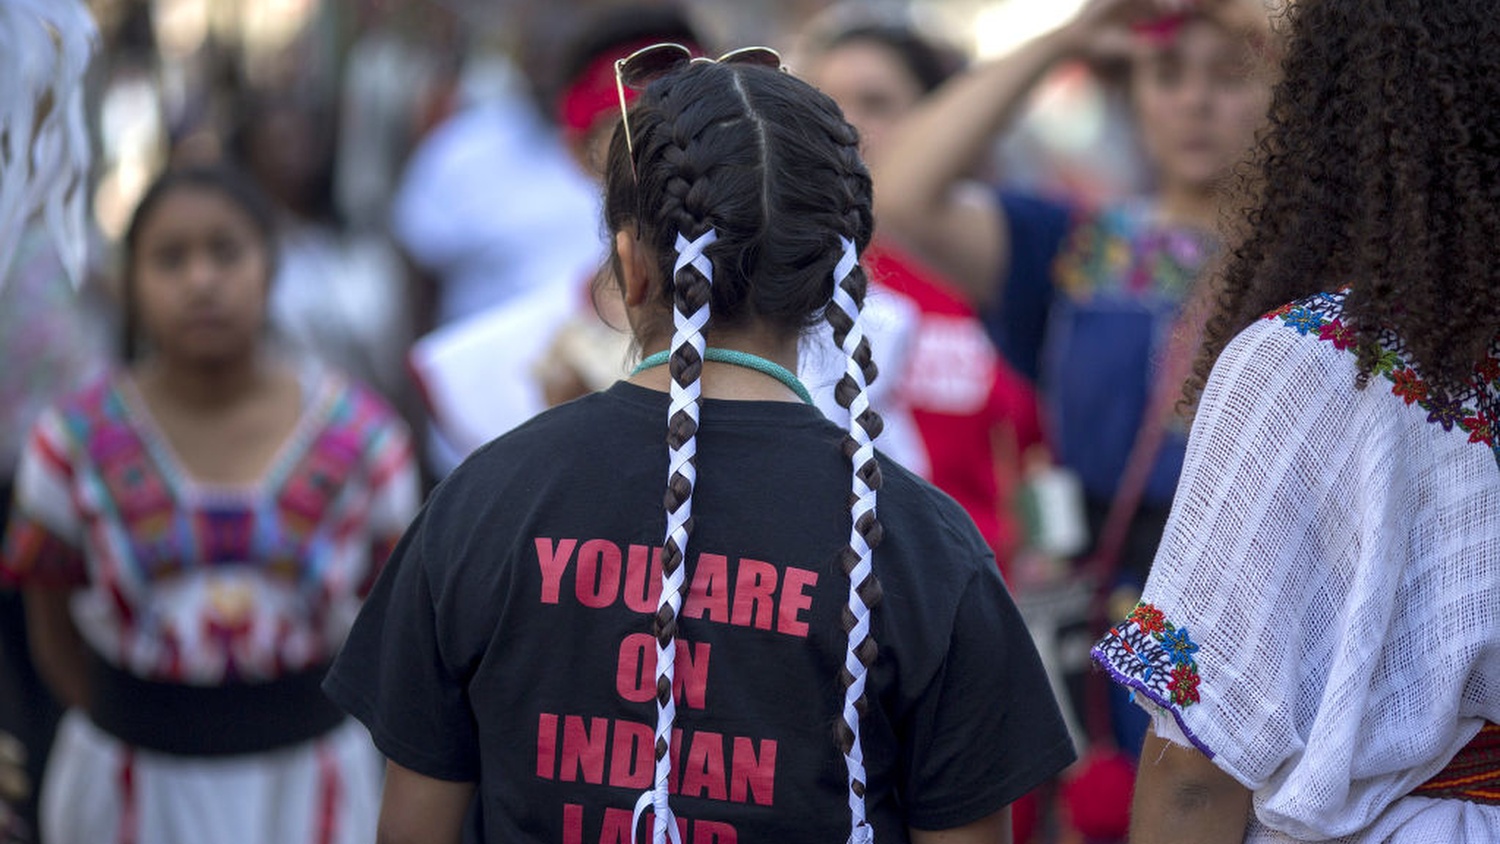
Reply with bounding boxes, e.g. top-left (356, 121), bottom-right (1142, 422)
top-left (1190, 0), bottom-right (1500, 405)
